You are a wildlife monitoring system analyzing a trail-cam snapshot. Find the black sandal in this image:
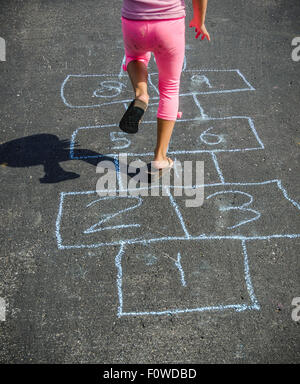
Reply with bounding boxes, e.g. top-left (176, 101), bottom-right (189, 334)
top-left (119, 99), bottom-right (148, 134)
